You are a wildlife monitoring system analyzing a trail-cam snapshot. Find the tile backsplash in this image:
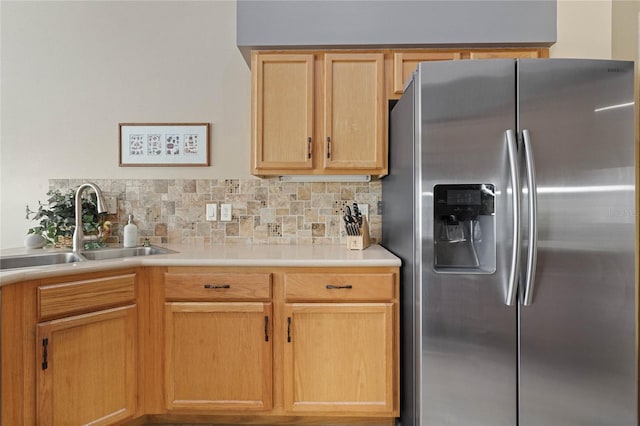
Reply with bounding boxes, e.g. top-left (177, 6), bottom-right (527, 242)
top-left (49, 178), bottom-right (382, 246)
